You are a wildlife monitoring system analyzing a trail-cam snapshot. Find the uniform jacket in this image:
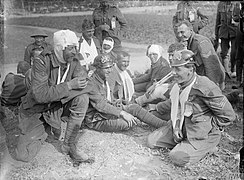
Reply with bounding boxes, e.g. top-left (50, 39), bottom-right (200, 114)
top-left (107, 65), bottom-right (133, 101)
top-left (62, 71), bottom-right (123, 124)
top-left (24, 41), bottom-right (53, 65)
top-left (215, 1), bottom-right (240, 39)
top-left (20, 50), bottom-right (87, 131)
top-left (187, 32), bottom-right (225, 88)
top-left (92, 5), bottom-right (127, 44)
top-left (156, 75), bottom-right (236, 149)
top-left (1, 73), bottom-right (28, 106)
top-left (133, 57), bottom-right (171, 90)
top-left (173, 2), bottom-right (209, 33)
